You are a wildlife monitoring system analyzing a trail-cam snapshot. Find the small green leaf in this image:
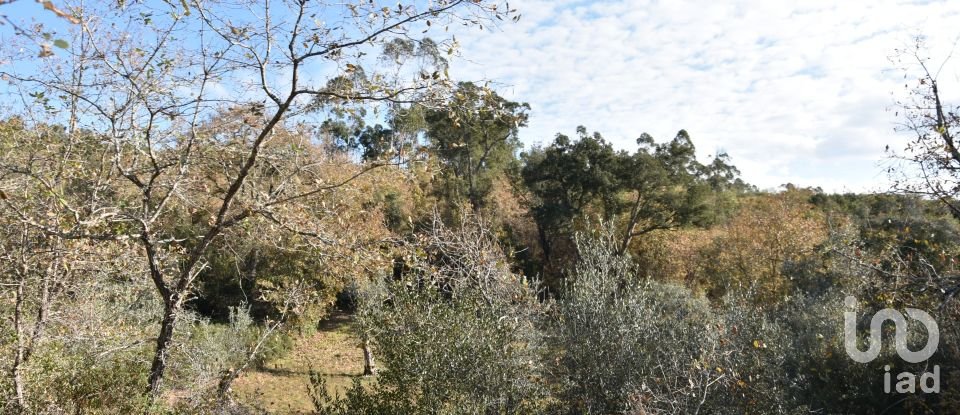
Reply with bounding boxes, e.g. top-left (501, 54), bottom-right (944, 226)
top-left (53, 39), bottom-right (69, 49)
